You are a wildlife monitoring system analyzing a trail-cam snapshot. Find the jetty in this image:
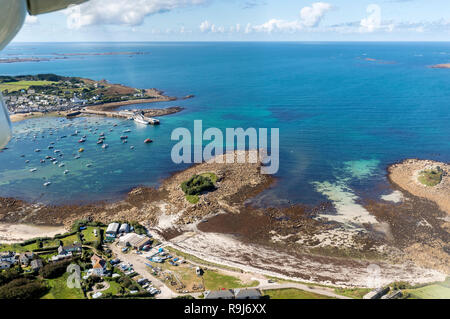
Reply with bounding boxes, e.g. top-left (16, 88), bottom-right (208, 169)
top-left (80, 109), bottom-right (160, 125)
